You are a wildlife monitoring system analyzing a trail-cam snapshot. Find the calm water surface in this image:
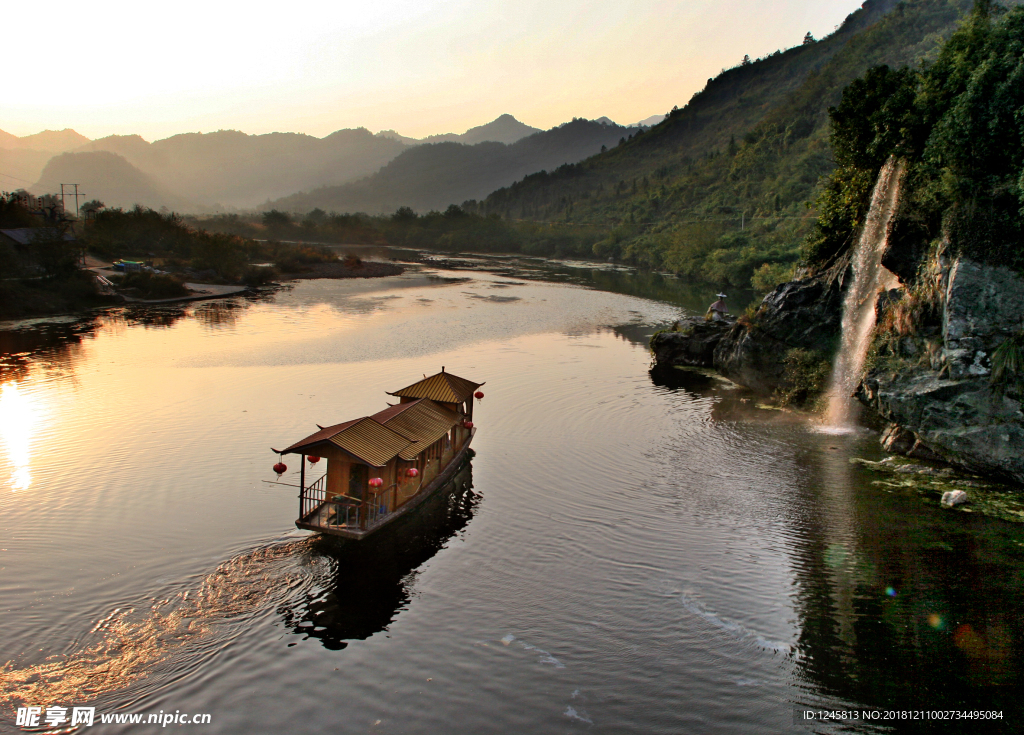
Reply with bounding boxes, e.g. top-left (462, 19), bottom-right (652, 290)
top-left (0, 259), bottom-right (1022, 733)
